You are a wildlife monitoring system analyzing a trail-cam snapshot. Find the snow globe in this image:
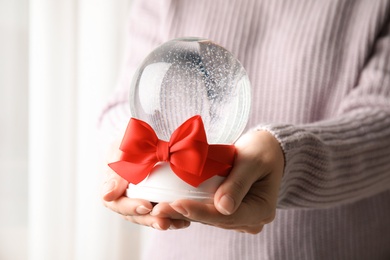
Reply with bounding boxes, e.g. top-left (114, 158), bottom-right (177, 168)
top-left (109, 37), bottom-right (251, 203)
